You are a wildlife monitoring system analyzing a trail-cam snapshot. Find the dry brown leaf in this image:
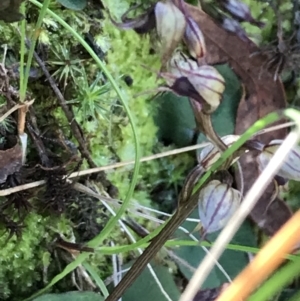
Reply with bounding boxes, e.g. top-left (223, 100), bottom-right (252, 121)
top-left (0, 136), bottom-right (22, 183)
top-left (173, 1), bottom-right (290, 235)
